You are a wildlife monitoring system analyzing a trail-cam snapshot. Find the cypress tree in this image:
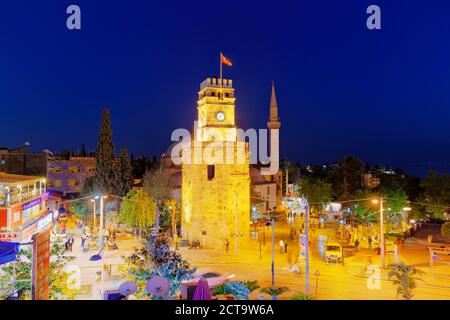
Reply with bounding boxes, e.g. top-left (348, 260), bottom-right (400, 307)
top-left (95, 107), bottom-right (115, 194)
top-left (80, 143), bottom-right (87, 157)
top-left (114, 148), bottom-right (133, 197)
